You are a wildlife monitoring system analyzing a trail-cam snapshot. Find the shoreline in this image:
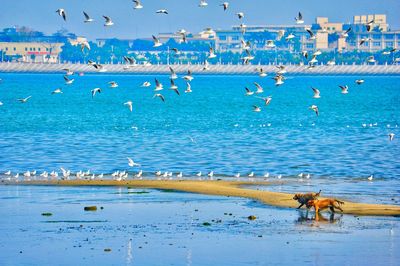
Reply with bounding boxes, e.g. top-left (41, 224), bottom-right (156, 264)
top-left (1, 62), bottom-right (400, 75)
top-left (7, 179), bottom-right (400, 217)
